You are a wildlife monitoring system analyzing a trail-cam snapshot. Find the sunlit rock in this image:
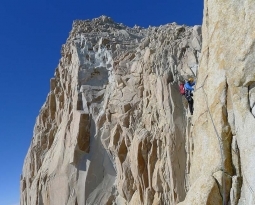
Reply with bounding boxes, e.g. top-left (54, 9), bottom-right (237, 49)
top-left (21, 16), bottom-right (200, 205)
